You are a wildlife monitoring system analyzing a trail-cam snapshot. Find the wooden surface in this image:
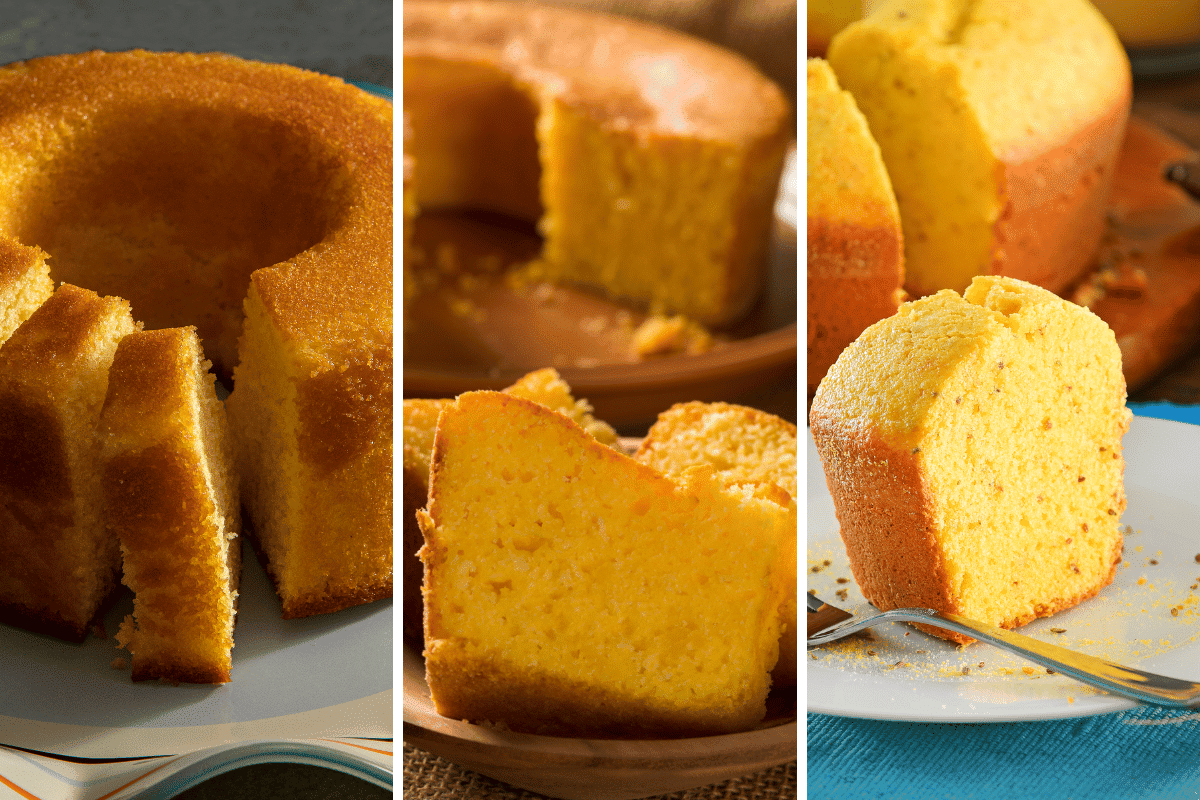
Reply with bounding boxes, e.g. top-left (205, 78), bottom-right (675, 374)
top-left (1124, 73), bottom-right (1200, 404)
top-left (403, 743), bottom-right (798, 800)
